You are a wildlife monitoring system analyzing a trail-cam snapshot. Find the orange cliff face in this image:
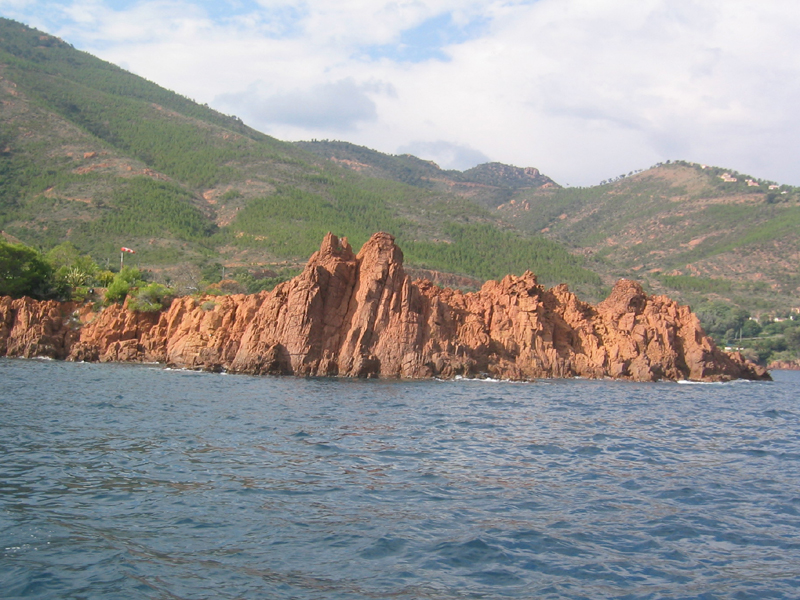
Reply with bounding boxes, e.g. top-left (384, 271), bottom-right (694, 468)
top-left (0, 232), bottom-right (770, 382)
